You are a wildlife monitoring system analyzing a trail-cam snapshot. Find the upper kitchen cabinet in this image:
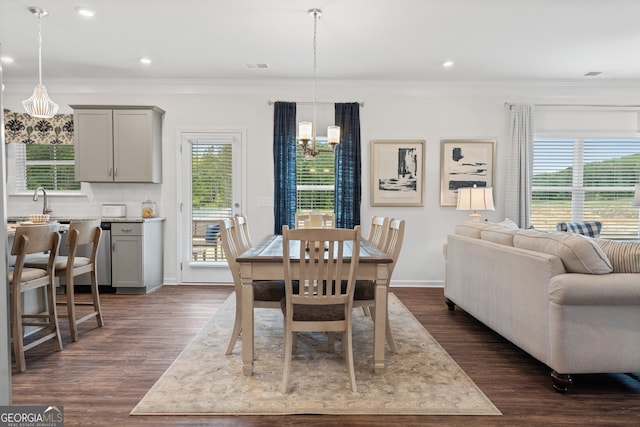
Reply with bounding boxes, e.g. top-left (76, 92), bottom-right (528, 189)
top-left (71, 105), bottom-right (165, 183)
